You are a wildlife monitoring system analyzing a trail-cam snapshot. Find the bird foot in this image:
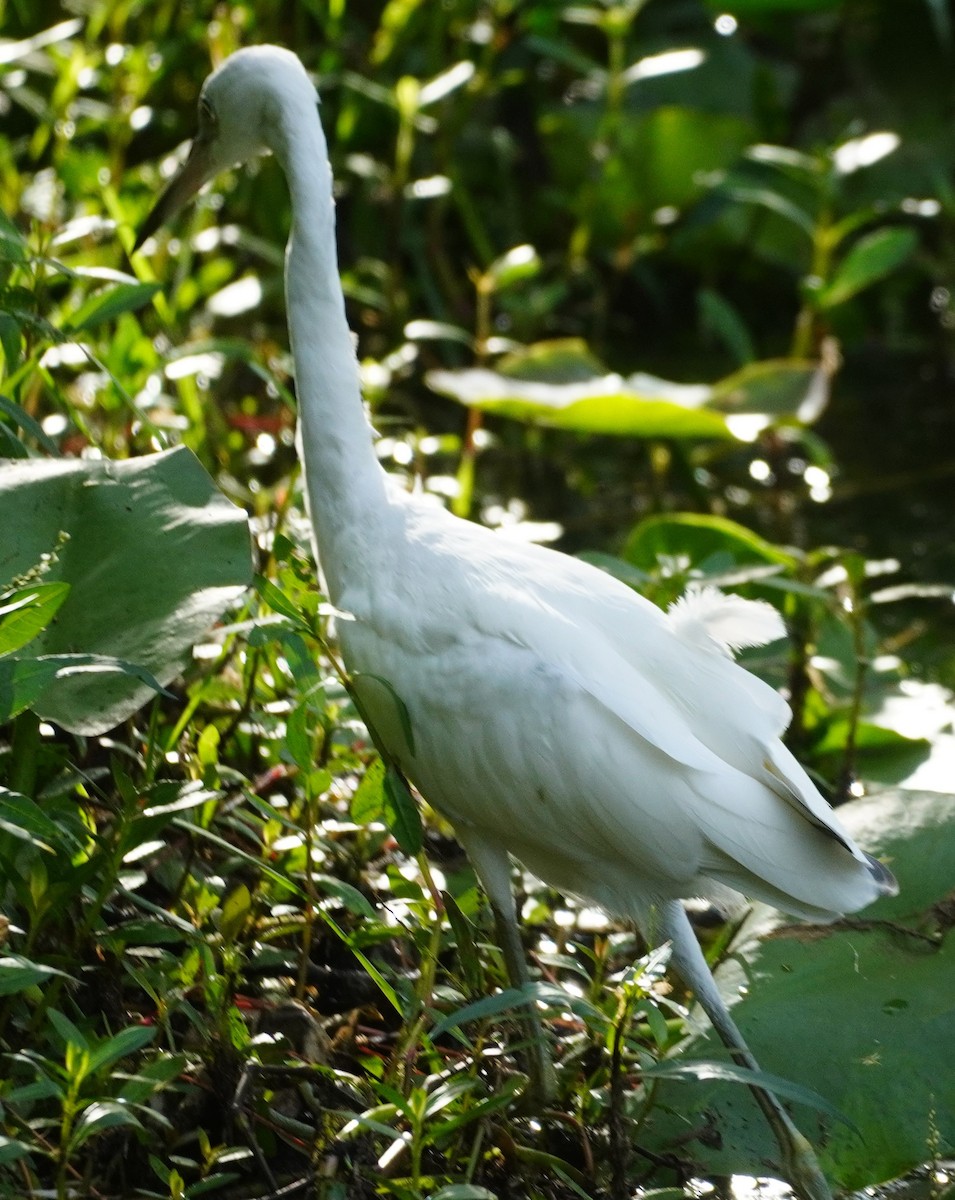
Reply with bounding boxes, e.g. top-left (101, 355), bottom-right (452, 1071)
top-left (780, 1127), bottom-right (834, 1200)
